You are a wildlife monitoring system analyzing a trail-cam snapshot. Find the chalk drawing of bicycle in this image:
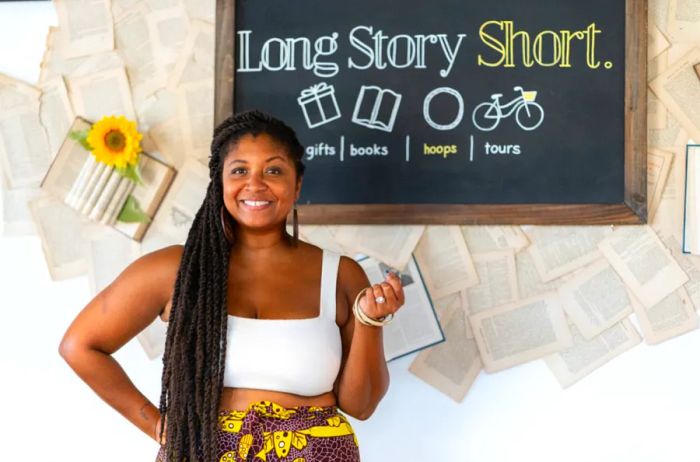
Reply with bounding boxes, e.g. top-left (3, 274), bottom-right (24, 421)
top-left (472, 86), bottom-right (544, 132)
